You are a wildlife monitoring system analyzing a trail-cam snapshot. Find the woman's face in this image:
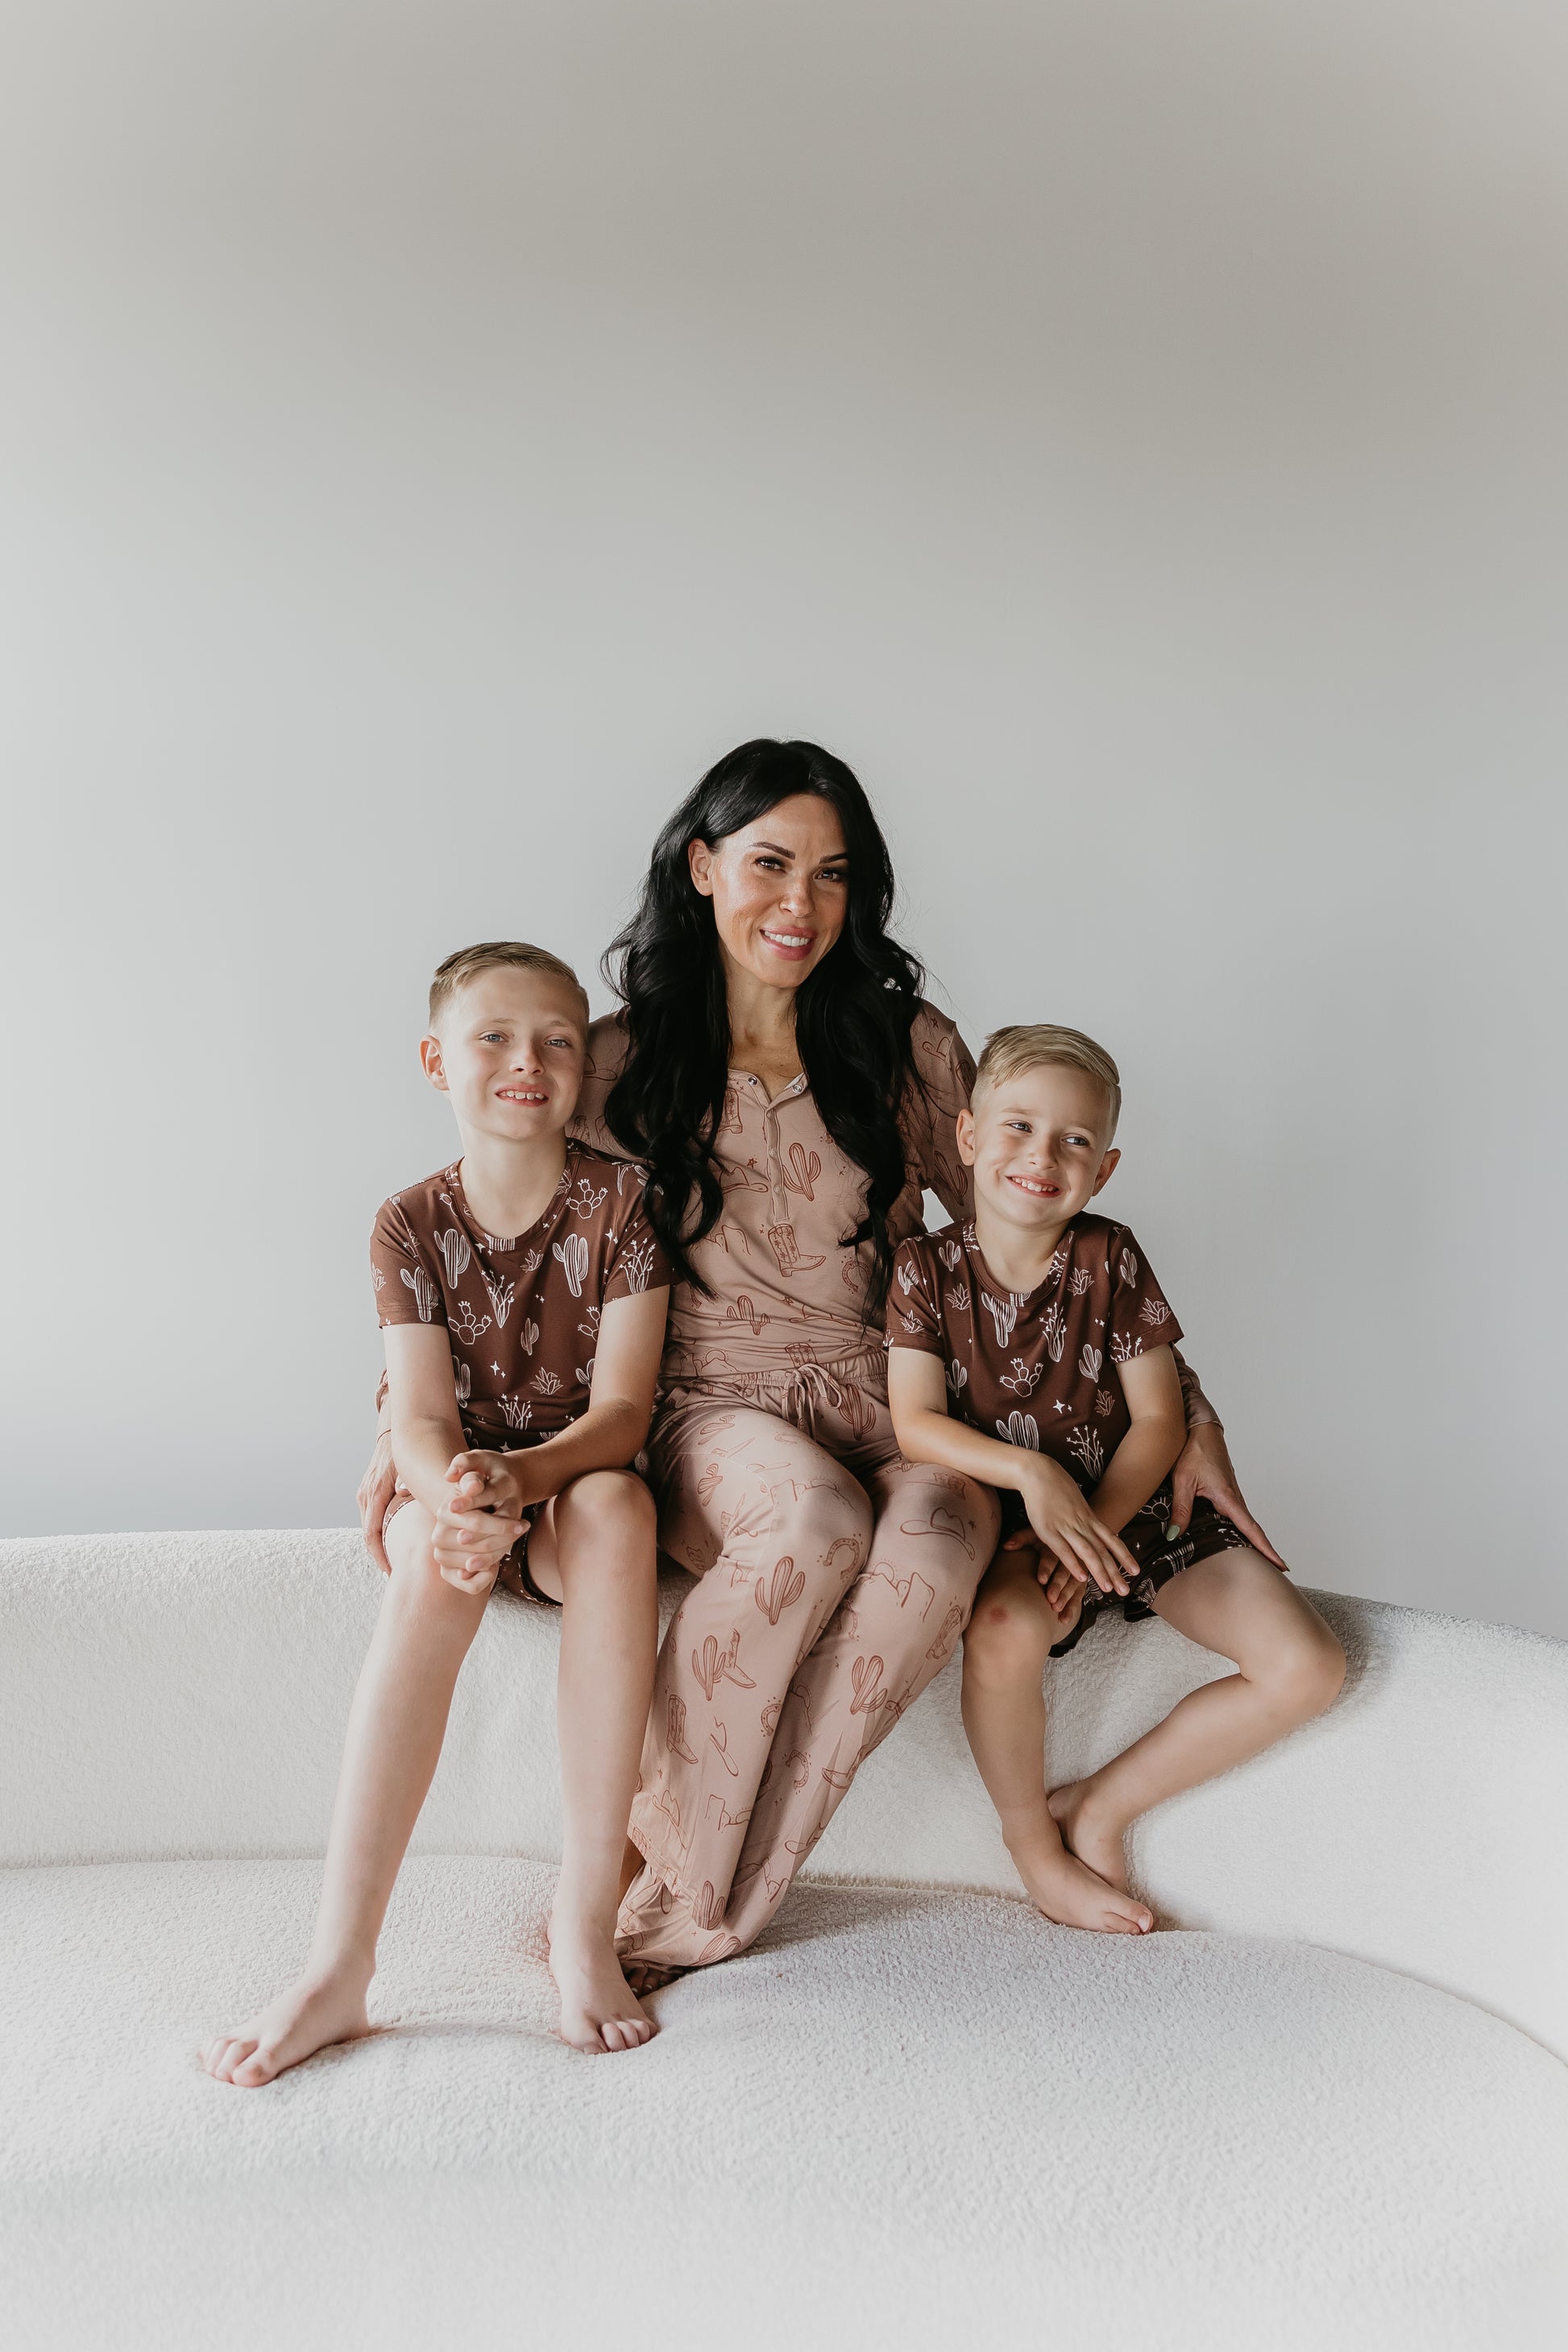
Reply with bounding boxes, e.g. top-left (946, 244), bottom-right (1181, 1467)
top-left (688, 794), bottom-right (849, 993)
